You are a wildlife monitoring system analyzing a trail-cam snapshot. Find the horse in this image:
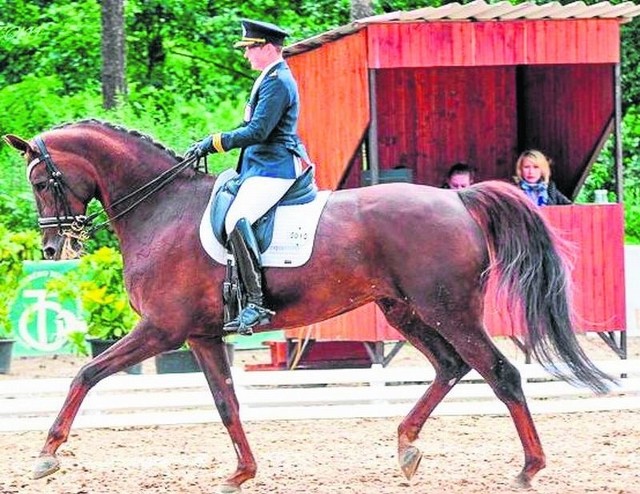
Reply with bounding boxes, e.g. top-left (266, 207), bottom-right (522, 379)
top-left (4, 119), bottom-right (613, 493)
